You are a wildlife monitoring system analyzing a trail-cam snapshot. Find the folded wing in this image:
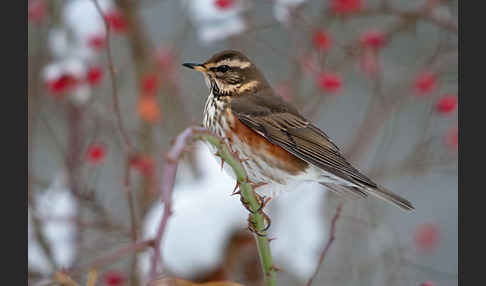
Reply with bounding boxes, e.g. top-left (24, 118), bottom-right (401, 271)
top-left (230, 92), bottom-right (377, 189)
